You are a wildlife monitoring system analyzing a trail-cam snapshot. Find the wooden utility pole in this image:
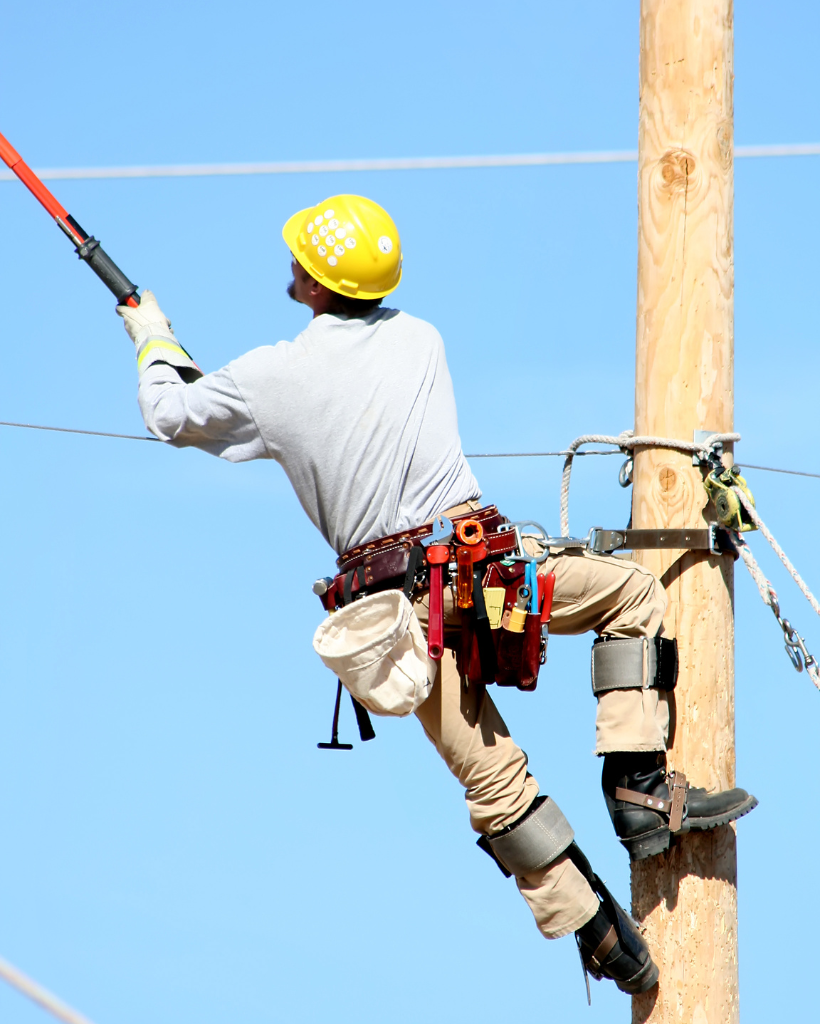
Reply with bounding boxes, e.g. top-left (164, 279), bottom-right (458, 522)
top-left (631, 3), bottom-right (736, 1023)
